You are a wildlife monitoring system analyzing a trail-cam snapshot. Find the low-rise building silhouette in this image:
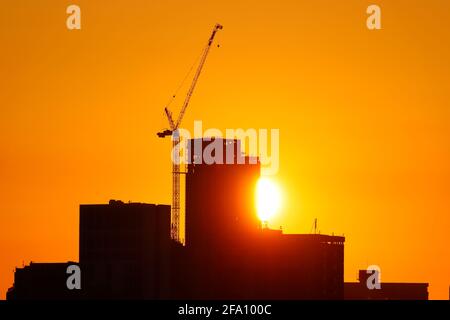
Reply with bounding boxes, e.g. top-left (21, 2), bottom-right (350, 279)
top-left (79, 201), bottom-right (171, 299)
top-left (7, 262), bottom-right (80, 300)
top-left (344, 270), bottom-right (429, 300)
